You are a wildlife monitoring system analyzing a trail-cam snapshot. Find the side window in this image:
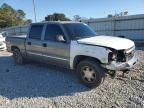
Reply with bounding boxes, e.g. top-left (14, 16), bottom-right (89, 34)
top-left (29, 25), bottom-right (43, 39)
top-left (44, 24), bottom-right (65, 41)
